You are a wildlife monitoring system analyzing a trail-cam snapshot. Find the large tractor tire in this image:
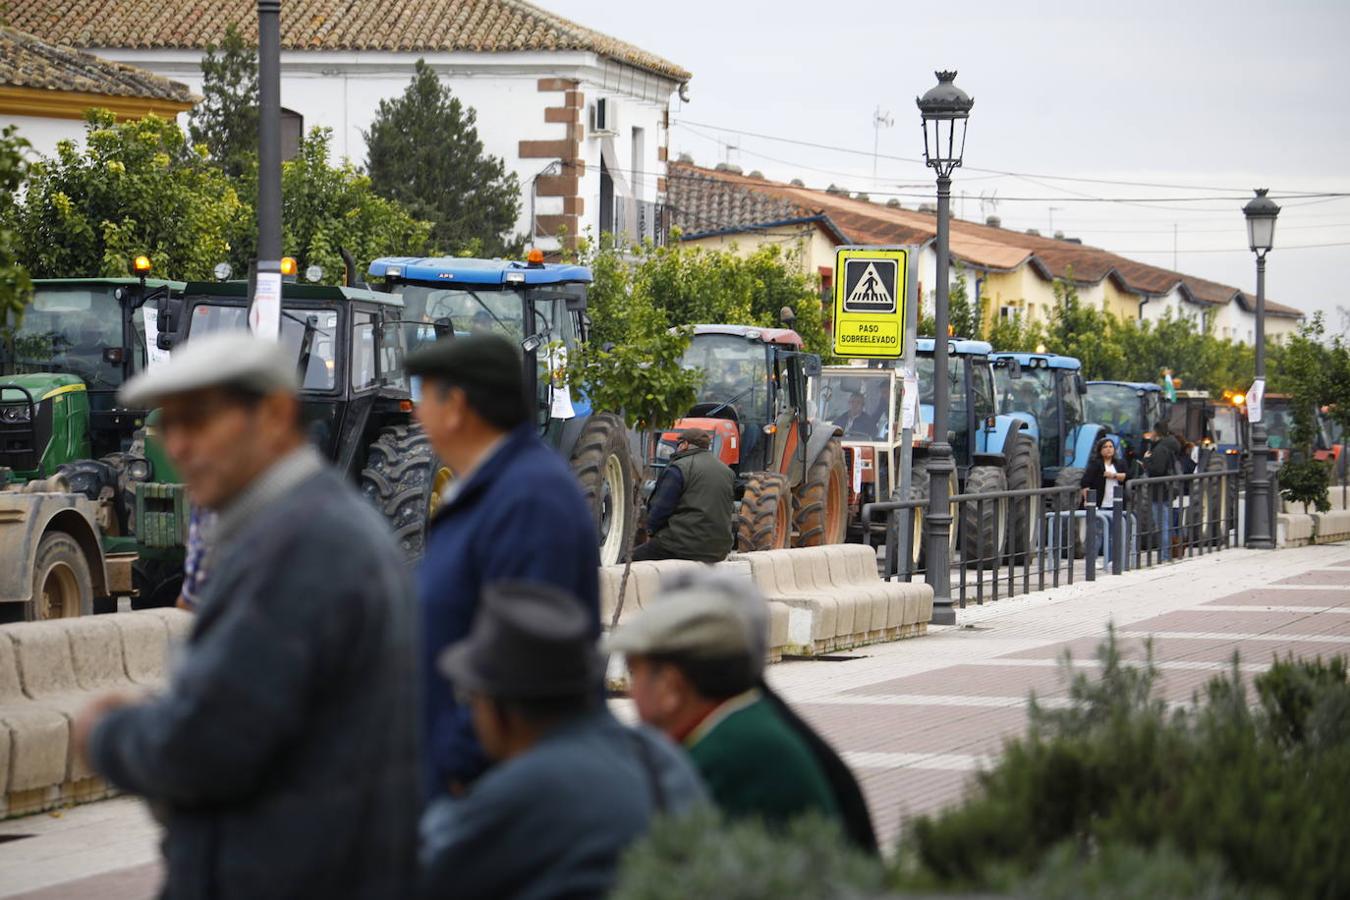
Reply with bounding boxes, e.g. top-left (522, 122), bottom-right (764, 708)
top-left (905, 459), bottom-right (958, 572)
top-left (27, 532), bottom-right (93, 621)
top-left (569, 413), bottom-right (636, 567)
top-left (130, 558), bottom-right (183, 611)
top-left (960, 465), bottom-right (1008, 569)
top-left (737, 472), bottom-right (791, 552)
top-left (793, 437), bottom-right (848, 547)
top-left (359, 424), bottom-right (445, 562)
top-left (1053, 467), bottom-right (1086, 558)
top-left (1005, 433), bottom-right (1041, 563)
